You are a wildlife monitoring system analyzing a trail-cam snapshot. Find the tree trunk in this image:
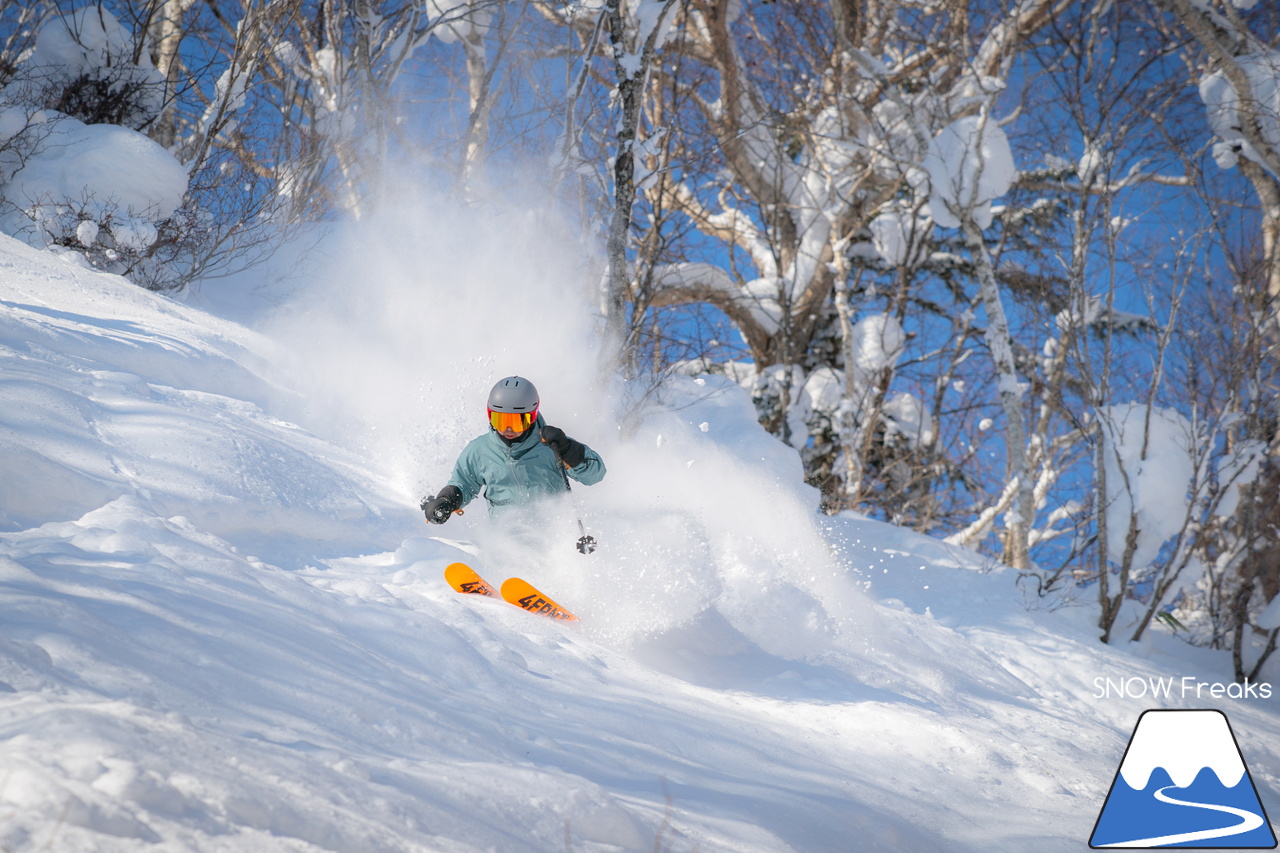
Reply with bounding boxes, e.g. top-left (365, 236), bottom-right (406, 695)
top-left (601, 0), bottom-right (640, 370)
top-left (964, 216), bottom-right (1033, 570)
top-left (147, 0), bottom-right (199, 149)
